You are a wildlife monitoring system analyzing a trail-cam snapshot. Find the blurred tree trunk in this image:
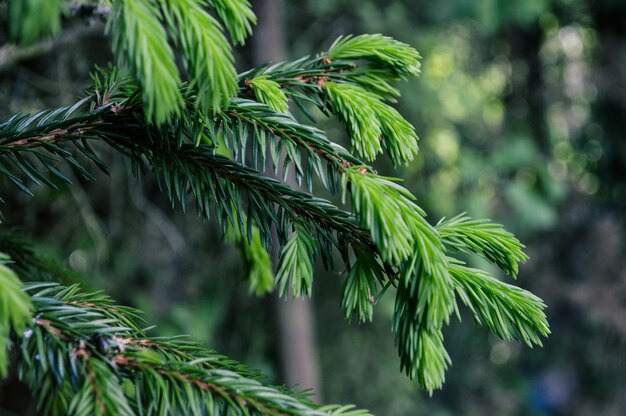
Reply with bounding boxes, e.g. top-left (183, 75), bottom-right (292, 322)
top-left (251, 0), bottom-right (322, 398)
